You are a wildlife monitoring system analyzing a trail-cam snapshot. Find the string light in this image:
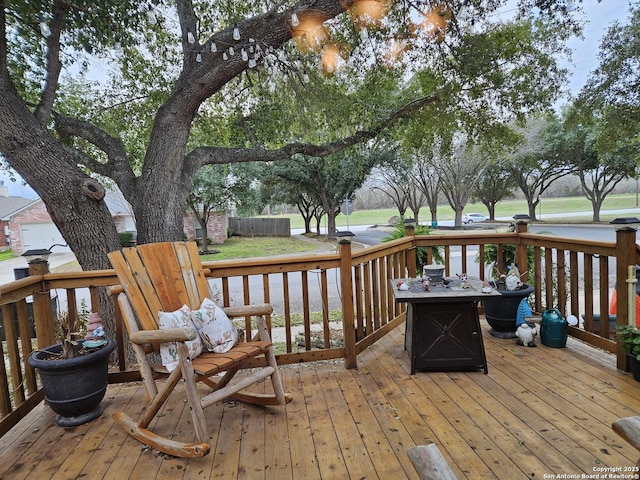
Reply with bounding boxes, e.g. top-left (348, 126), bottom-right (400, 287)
top-left (223, 52), bottom-right (228, 60)
top-left (228, 46), bottom-right (235, 56)
top-left (196, 52), bottom-right (202, 62)
top-left (291, 13), bottom-right (300, 27)
top-left (241, 48), bottom-right (248, 61)
top-left (233, 25), bottom-right (240, 41)
top-left (210, 42), bottom-right (217, 52)
top-left (248, 58), bottom-right (256, 68)
top-left (39, 16), bottom-right (51, 38)
top-left (187, 30), bottom-right (195, 44)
